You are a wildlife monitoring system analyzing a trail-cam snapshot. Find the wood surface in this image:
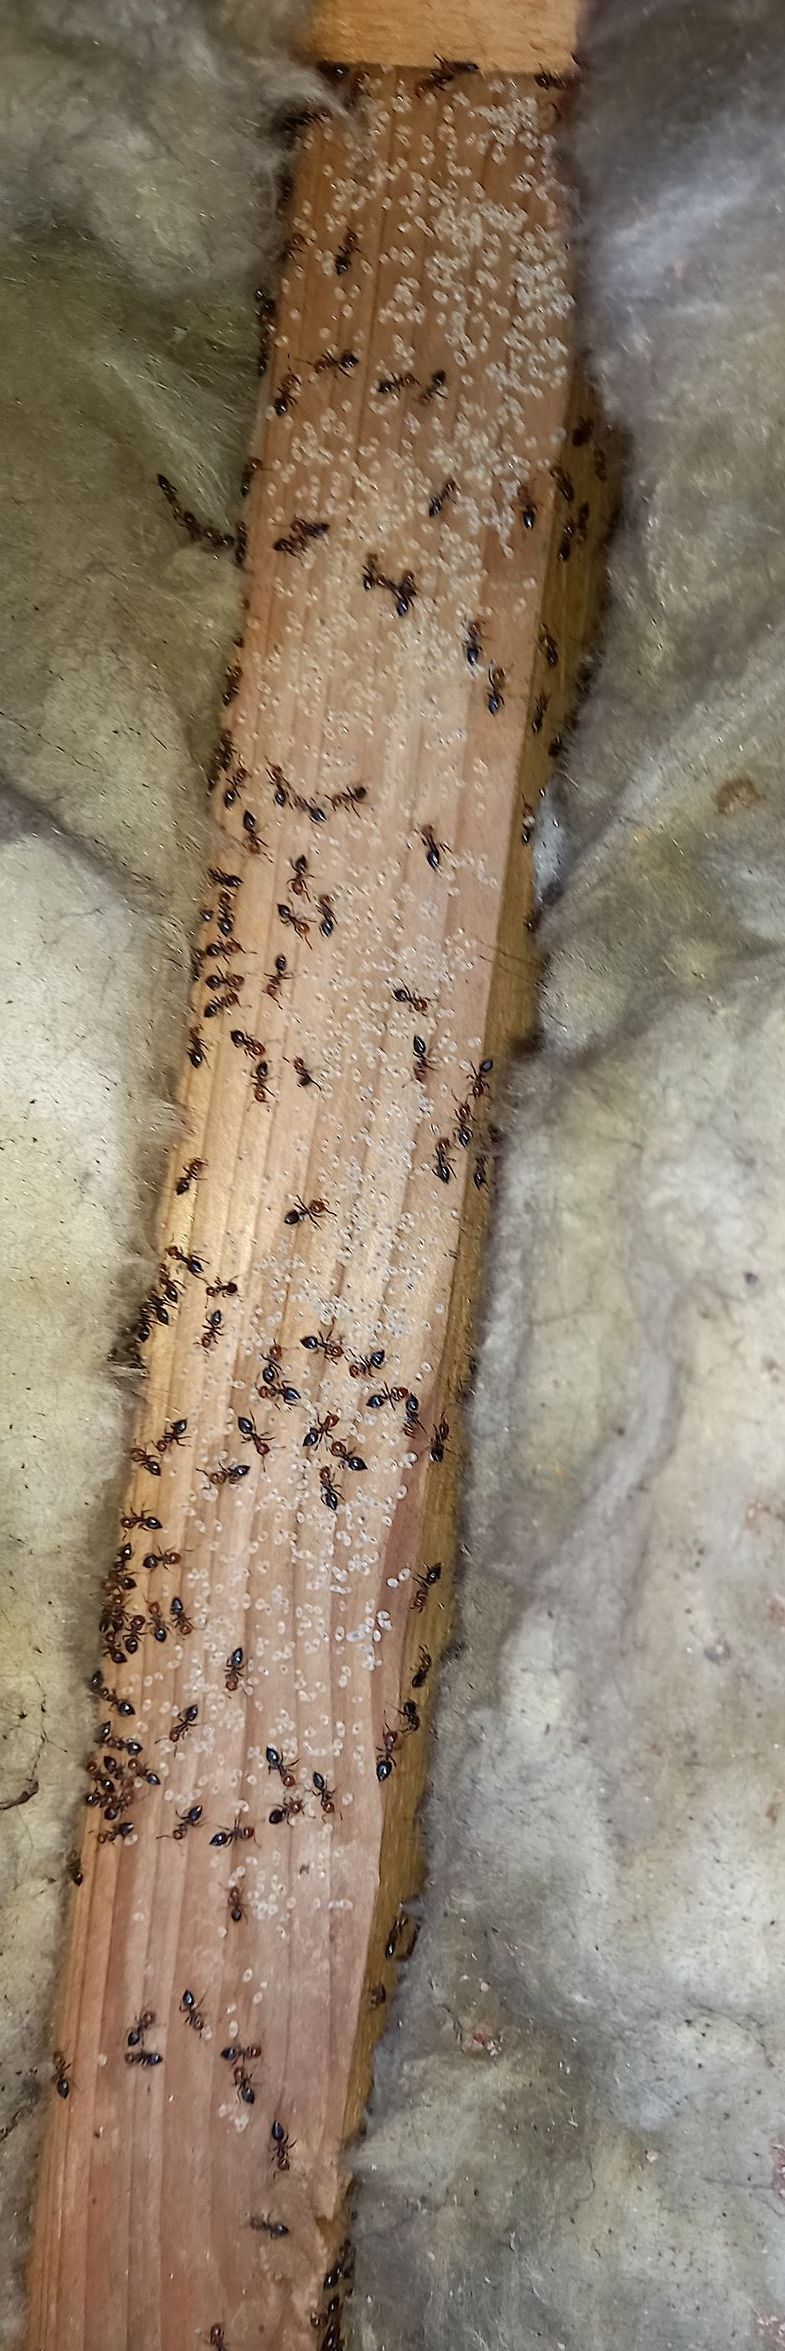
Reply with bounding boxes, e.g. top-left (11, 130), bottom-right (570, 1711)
top-left (309, 0), bottom-right (580, 74)
top-left (27, 74), bottom-right (614, 2351)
